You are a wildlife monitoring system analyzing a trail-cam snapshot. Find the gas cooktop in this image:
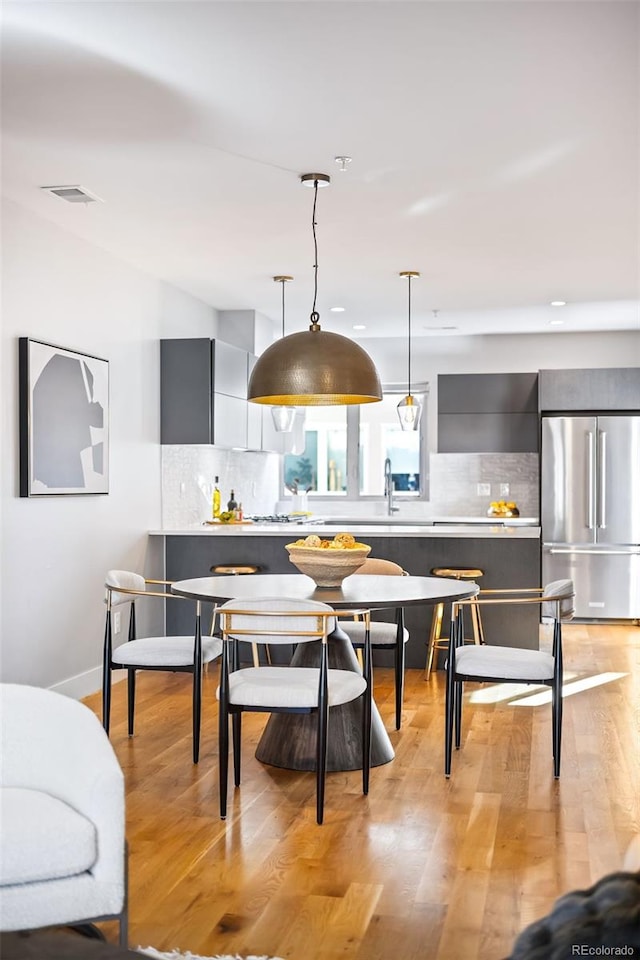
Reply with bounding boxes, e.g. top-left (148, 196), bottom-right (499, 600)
top-left (248, 514), bottom-right (295, 523)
